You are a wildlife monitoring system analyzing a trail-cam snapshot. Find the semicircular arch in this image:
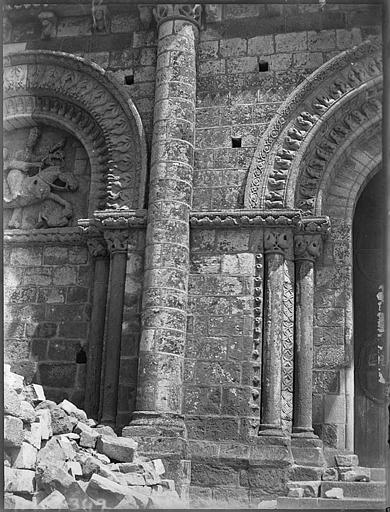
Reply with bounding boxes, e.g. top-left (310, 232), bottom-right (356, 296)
top-left (3, 50), bottom-right (148, 212)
